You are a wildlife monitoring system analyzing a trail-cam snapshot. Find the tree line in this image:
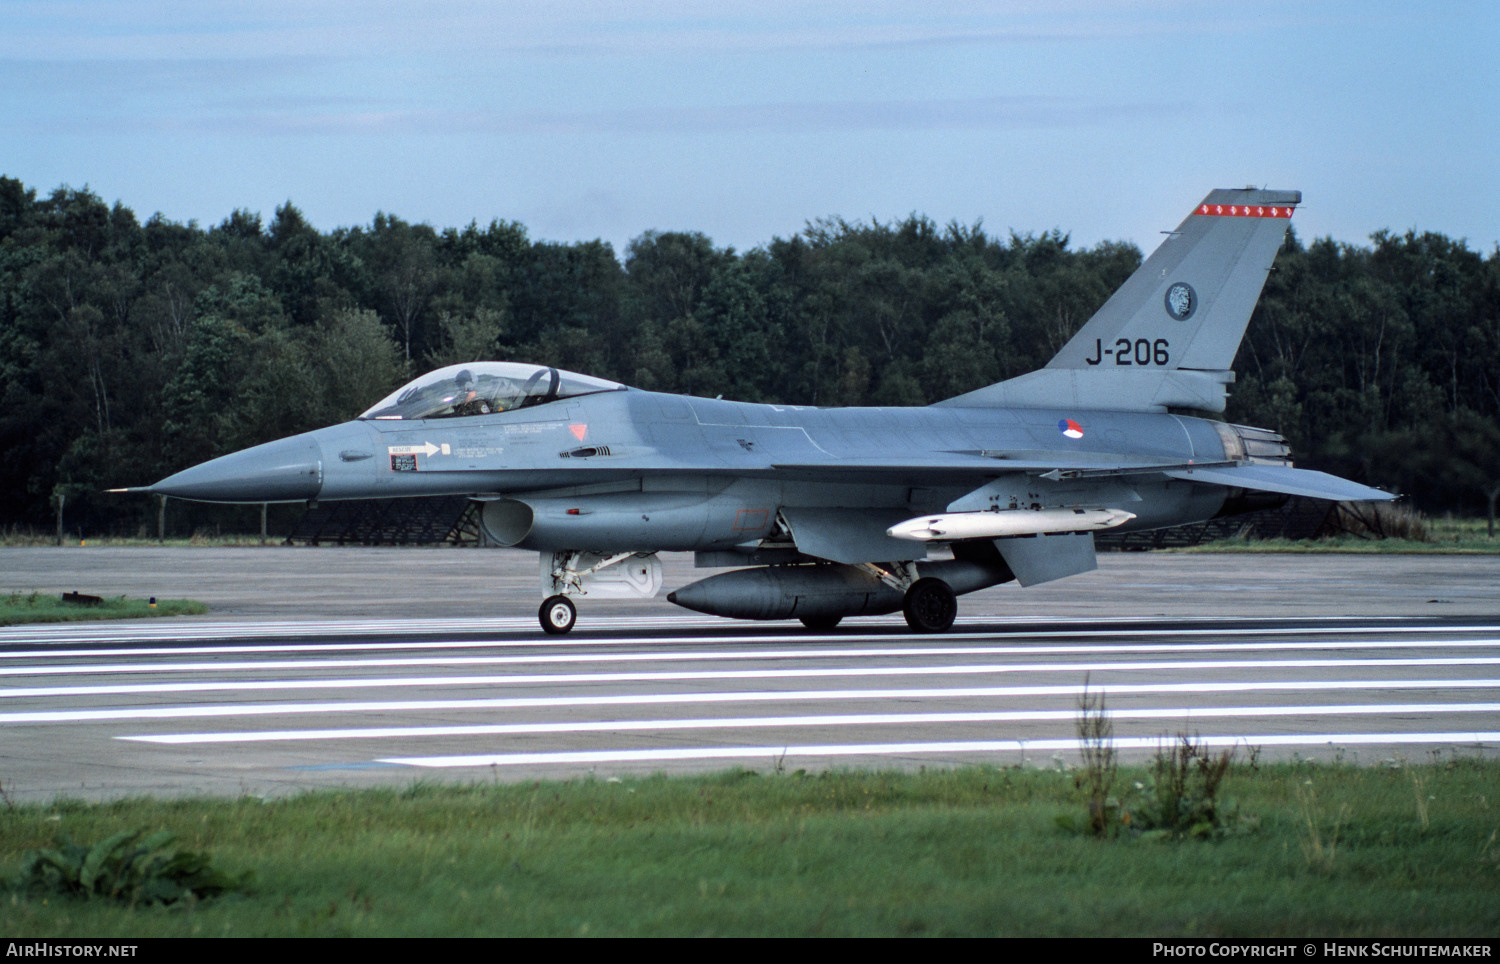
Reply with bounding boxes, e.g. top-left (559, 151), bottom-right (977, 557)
top-left (1, 176), bottom-right (1496, 535)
